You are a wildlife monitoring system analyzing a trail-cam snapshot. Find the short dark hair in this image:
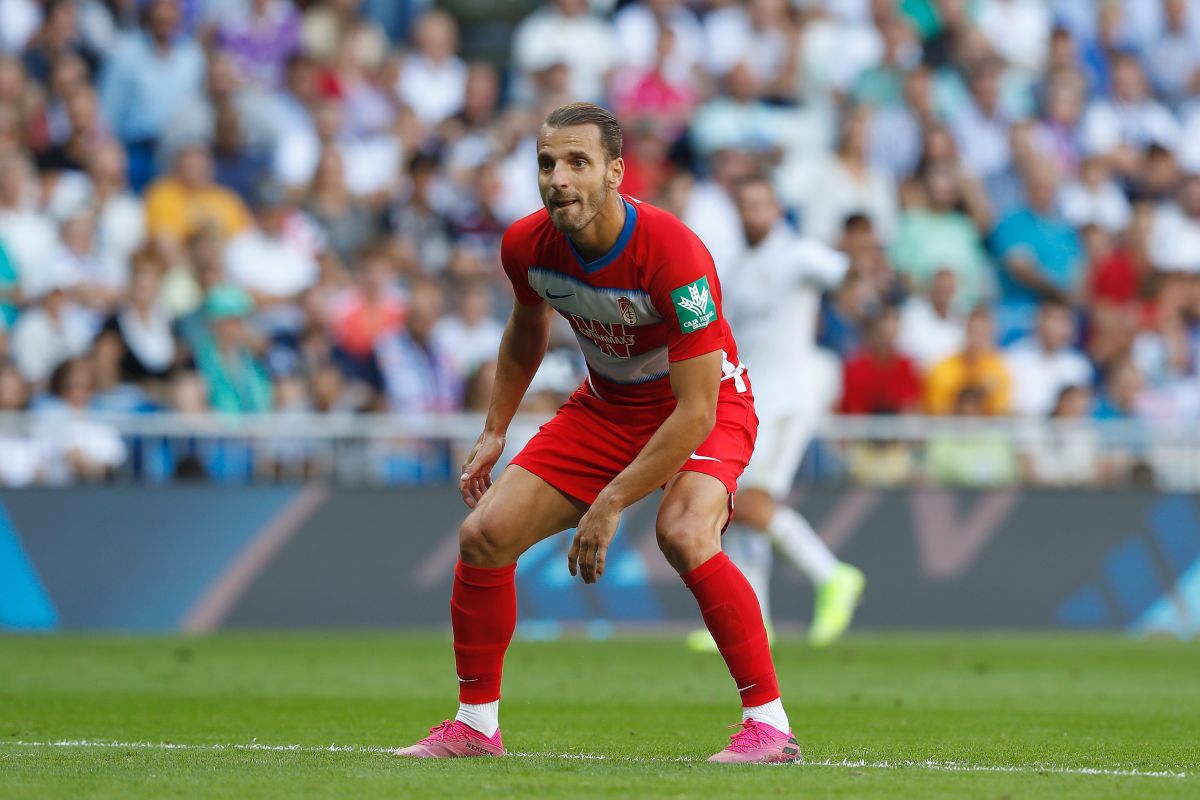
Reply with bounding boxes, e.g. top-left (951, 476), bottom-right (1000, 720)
top-left (543, 102), bottom-right (622, 162)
